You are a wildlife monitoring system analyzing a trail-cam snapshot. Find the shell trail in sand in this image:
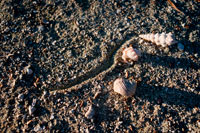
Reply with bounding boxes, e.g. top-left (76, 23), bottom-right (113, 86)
top-left (52, 33), bottom-right (138, 93)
